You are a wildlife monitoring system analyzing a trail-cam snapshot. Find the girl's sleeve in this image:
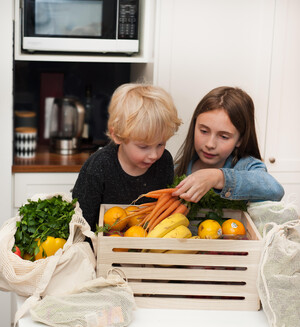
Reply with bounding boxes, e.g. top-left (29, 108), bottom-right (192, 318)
top-left (218, 159), bottom-right (285, 202)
